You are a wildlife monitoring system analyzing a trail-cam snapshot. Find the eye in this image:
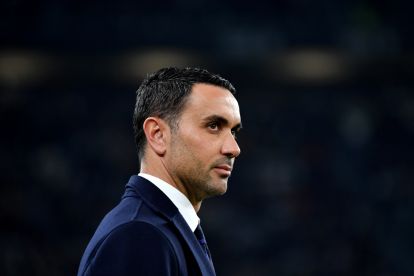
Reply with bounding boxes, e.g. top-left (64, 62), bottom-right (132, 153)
top-left (231, 130), bottom-right (238, 139)
top-left (208, 122), bottom-right (219, 130)
top-left (231, 127), bottom-right (241, 139)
